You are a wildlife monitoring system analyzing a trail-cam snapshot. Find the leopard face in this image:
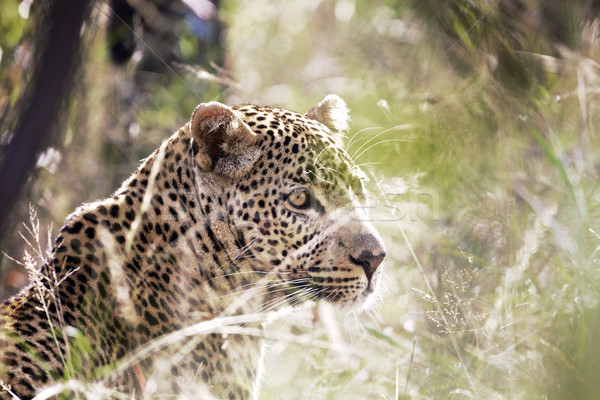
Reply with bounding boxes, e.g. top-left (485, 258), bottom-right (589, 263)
top-left (220, 99), bottom-right (386, 309)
